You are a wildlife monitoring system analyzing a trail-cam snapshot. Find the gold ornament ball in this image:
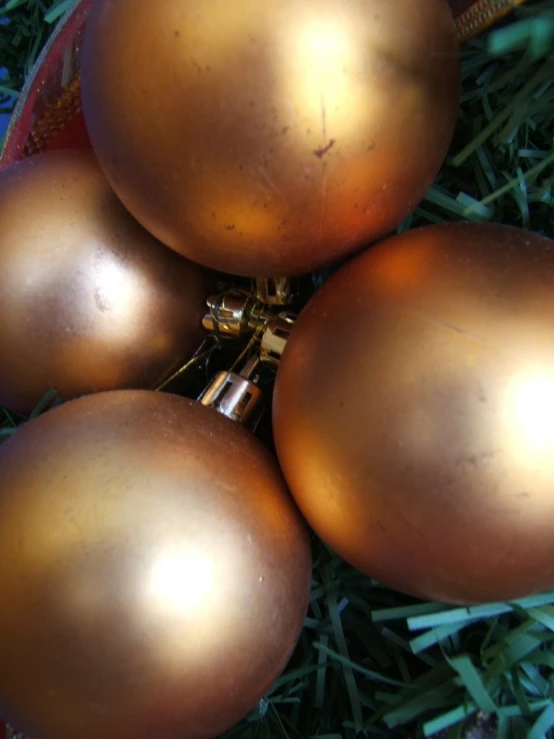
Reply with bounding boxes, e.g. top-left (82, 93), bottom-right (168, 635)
top-left (81, 0), bottom-right (460, 277)
top-left (273, 222), bottom-right (554, 604)
top-left (0, 149), bottom-right (215, 414)
top-left (0, 390), bottom-right (312, 739)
